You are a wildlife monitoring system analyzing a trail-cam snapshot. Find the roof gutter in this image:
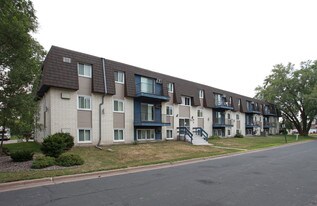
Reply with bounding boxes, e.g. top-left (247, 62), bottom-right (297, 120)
top-left (96, 58), bottom-right (107, 149)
